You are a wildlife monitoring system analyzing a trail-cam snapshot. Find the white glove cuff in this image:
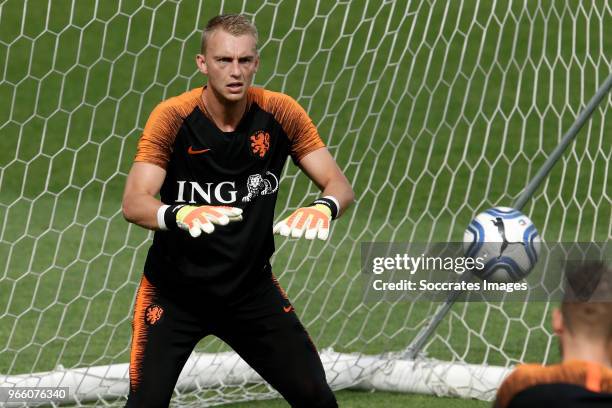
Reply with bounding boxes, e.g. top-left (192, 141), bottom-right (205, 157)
top-left (157, 205), bottom-right (170, 230)
top-left (323, 195), bottom-right (341, 214)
